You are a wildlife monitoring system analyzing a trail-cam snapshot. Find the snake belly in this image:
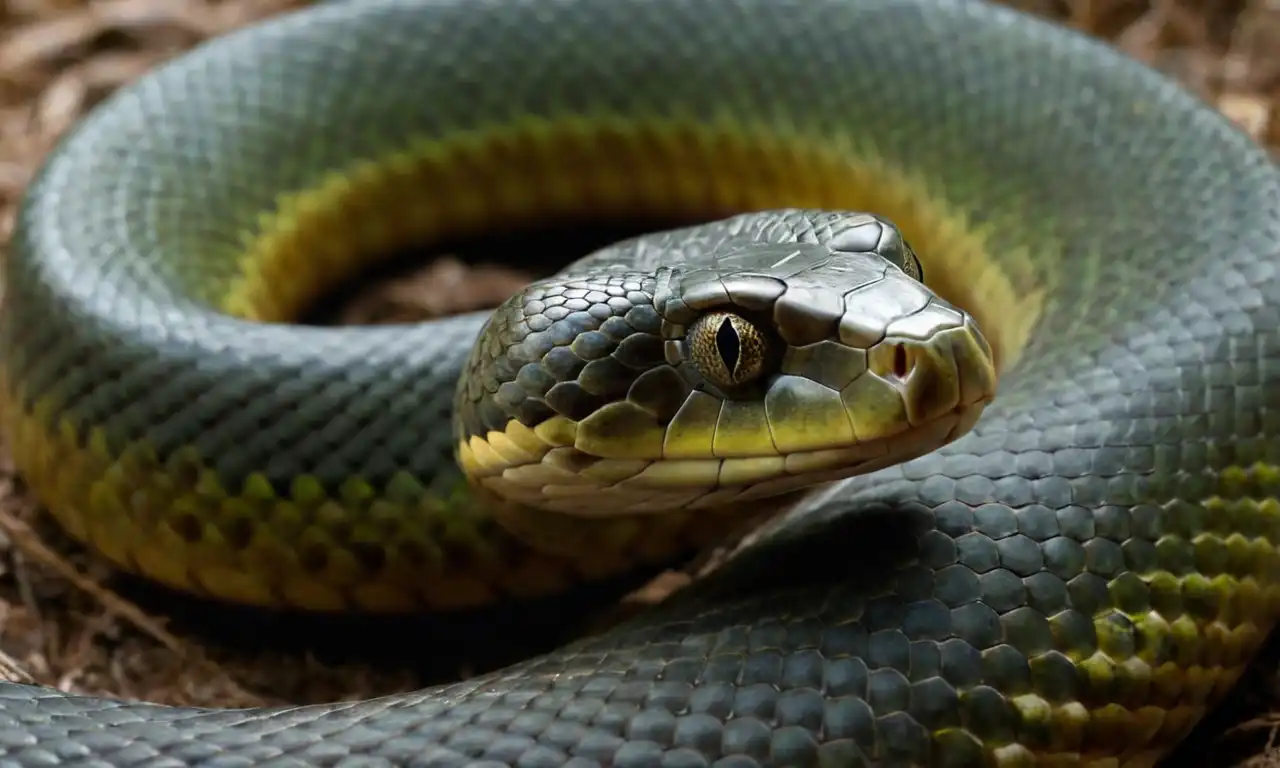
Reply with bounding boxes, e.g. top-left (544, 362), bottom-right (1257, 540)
top-left (0, 0), bottom-right (1278, 765)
